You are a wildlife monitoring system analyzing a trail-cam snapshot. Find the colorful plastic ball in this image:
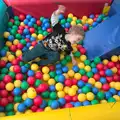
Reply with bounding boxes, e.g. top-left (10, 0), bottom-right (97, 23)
top-left (68, 70), bottom-right (75, 77)
top-left (86, 92), bottom-right (95, 101)
top-left (42, 66), bottom-right (50, 74)
top-left (113, 95), bottom-right (120, 101)
top-left (8, 35), bottom-right (14, 41)
top-left (105, 69), bottom-right (113, 76)
top-left (6, 82), bottom-right (14, 91)
top-left (105, 91), bottom-right (112, 99)
top-left (44, 107), bottom-right (52, 112)
top-left (37, 34), bottom-right (44, 40)
top-left (111, 55), bottom-right (118, 62)
top-left (80, 55), bottom-right (87, 62)
top-left (48, 78), bottom-right (55, 85)
top-left (108, 97), bottom-right (116, 103)
top-left (0, 60), bottom-right (6, 67)
top-left (74, 102), bottom-right (82, 107)
top-left (62, 66), bottom-right (68, 73)
top-left (17, 103), bottom-right (26, 112)
top-left (8, 55), bottom-right (15, 62)
top-left (95, 82), bottom-right (102, 89)
top-left (31, 64), bottom-right (39, 71)
top-left (83, 100), bottom-right (91, 106)
top-left (43, 74), bottom-right (50, 81)
top-left (55, 83), bottom-right (63, 91)
top-left (3, 75), bottom-right (13, 83)
top-left (13, 88), bottom-right (22, 95)
top-left (58, 98), bottom-right (66, 106)
top-left (57, 91), bottom-right (65, 98)
top-left (27, 87), bottom-right (37, 99)
top-left (27, 70), bottom-right (34, 76)
top-left (0, 90), bottom-right (8, 97)
top-left (0, 98), bottom-right (8, 107)
top-left (49, 85), bottom-right (56, 92)
top-left (14, 80), bottom-right (21, 88)
top-left (4, 32), bottom-right (10, 38)
top-left (84, 66), bottom-right (91, 72)
top-left (74, 73), bottom-right (81, 80)
top-left (56, 69), bottom-right (62, 75)
top-left (35, 71), bottom-right (43, 79)
top-left (102, 84), bottom-right (110, 91)
top-left (51, 100), bottom-right (59, 109)
top-left (49, 92), bottom-right (57, 100)
top-left (77, 80), bottom-right (85, 88)
top-left (33, 96), bottom-right (42, 106)
top-left (89, 14), bottom-right (95, 19)
top-left (72, 65), bottom-right (79, 72)
top-left (40, 100), bottom-right (47, 109)
top-left (58, 75), bottom-right (65, 83)
top-left (78, 93), bottom-right (86, 102)
top-left (92, 87), bottom-right (99, 94)
top-left (109, 88), bottom-right (117, 95)
top-left (68, 88), bottom-right (76, 96)
top-left (91, 99), bottom-right (99, 105)
top-left (115, 82), bottom-right (120, 90)
top-left (65, 103), bottom-right (73, 108)
top-left (97, 91), bottom-right (105, 100)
